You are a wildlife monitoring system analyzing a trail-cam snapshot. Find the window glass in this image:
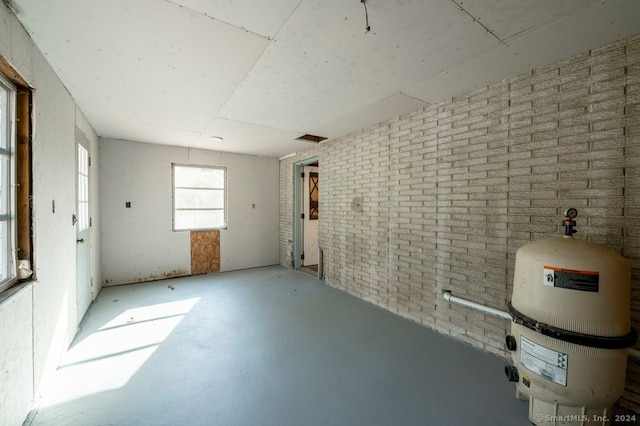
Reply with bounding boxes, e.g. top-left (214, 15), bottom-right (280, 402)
top-left (77, 143), bottom-right (90, 231)
top-left (173, 164), bottom-right (226, 231)
top-left (0, 74), bottom-right (16, 291)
